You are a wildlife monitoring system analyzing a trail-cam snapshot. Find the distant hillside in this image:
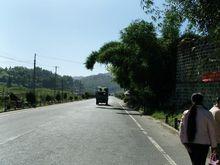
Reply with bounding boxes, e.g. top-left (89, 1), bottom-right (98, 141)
top-left (0, 66), bottom-right (122, 95)
top-left (78, 73), bottom-right (122, 94)
top-left (0, 66), bottom-right (74, 91)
